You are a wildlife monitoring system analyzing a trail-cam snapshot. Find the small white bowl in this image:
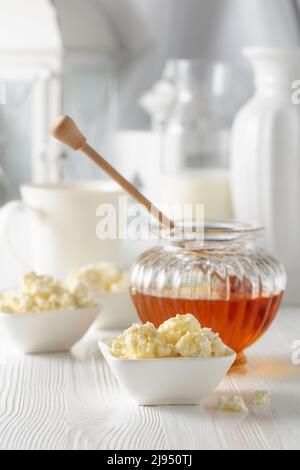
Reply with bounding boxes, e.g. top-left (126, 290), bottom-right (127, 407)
top-left (93, 292), bottom-right (139, 330)
top-left (0, 306), bottom-right (101, 354)
top-left (99, 339), bottom-right (236, 406)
